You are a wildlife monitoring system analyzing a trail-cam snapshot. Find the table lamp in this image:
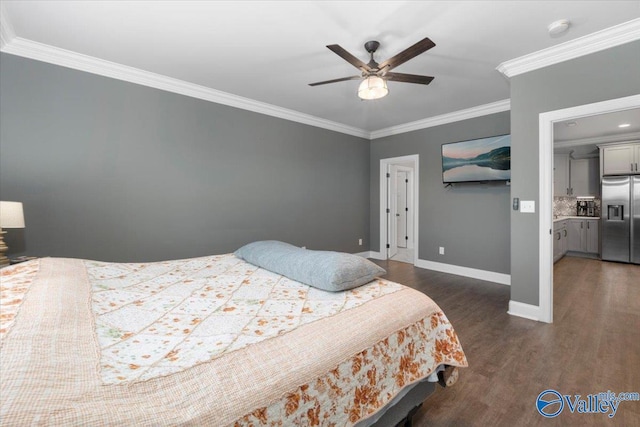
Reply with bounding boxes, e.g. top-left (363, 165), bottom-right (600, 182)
top-left (0, 201), bottom-right (25, 267)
